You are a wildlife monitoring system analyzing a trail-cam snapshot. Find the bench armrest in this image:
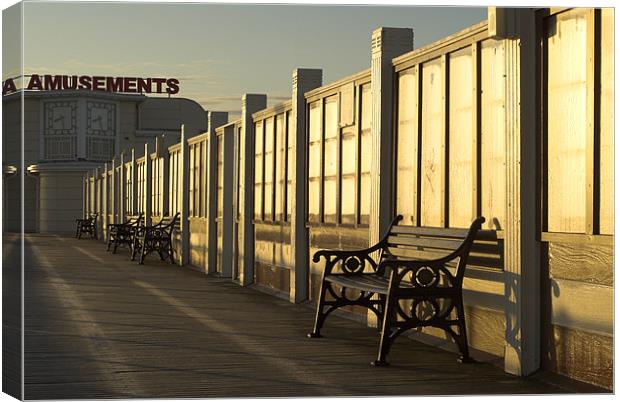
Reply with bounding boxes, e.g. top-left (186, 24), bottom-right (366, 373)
top-left (378, 242), bottom-right (475, 290)
top-left (141, 225), bottom-right (172, 238)
top-left (312, 243), bottom-right (386, 276)
top-left (312, 215), bottom-right (404, 276)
